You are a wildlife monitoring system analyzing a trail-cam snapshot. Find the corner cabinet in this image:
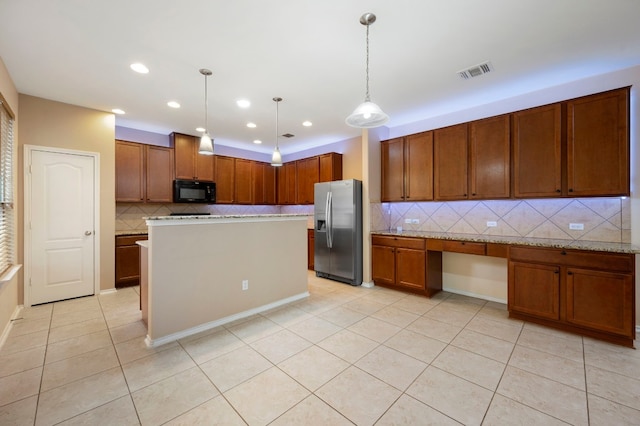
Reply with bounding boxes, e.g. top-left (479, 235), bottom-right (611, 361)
top-left (508, 246), bottom-right (635, 347)
top-left (371, 235), bottom-right (442, 297)
top-left (116, 140), bottom-right (174, 203)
